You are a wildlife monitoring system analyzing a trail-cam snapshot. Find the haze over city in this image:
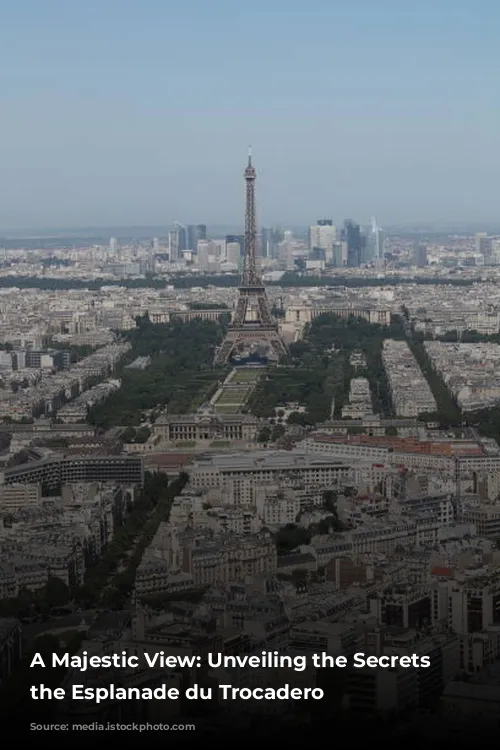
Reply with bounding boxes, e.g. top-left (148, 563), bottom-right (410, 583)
top-left (1, 0), bottom-right (499, 231)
